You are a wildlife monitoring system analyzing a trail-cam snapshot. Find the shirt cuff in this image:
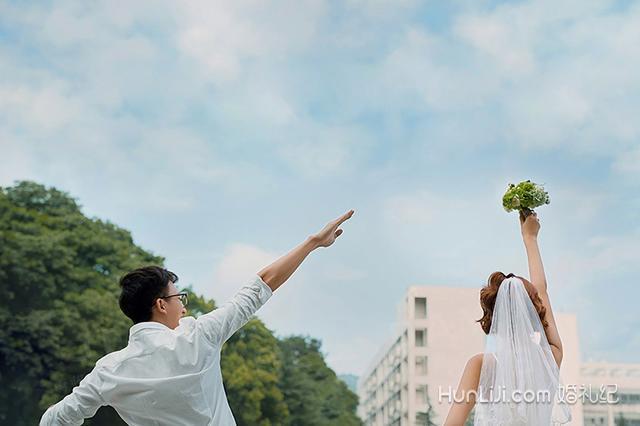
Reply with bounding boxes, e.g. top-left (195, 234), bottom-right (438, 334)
top-left (255, 274), bottom-right (274, 301)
